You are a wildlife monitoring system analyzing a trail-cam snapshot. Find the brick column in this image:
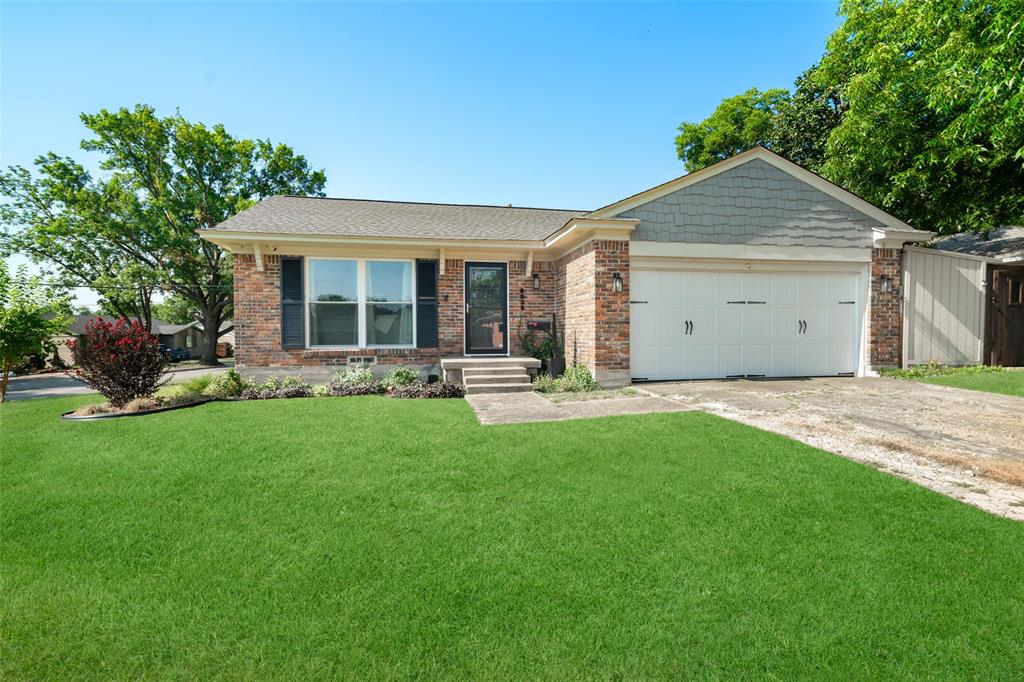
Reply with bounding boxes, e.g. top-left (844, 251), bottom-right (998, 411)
top-left (554, 239), bottom-right (630, 387)
top-left (593, 240), bottom-right (630, 387)
top-left (869, 247), bottom-right (903, 368)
